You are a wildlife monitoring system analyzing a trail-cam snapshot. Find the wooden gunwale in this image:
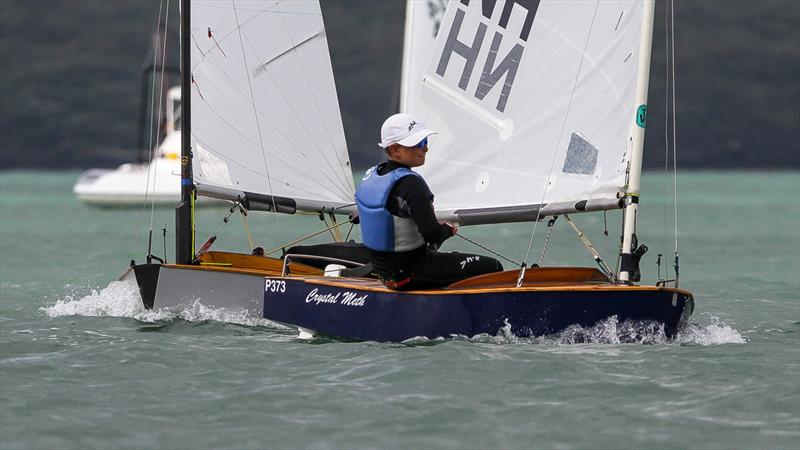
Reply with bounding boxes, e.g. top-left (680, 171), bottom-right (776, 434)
top-left (301, 277), bottom-right (694, 296)
top-left (161, 261), bottom-right (692, 298)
